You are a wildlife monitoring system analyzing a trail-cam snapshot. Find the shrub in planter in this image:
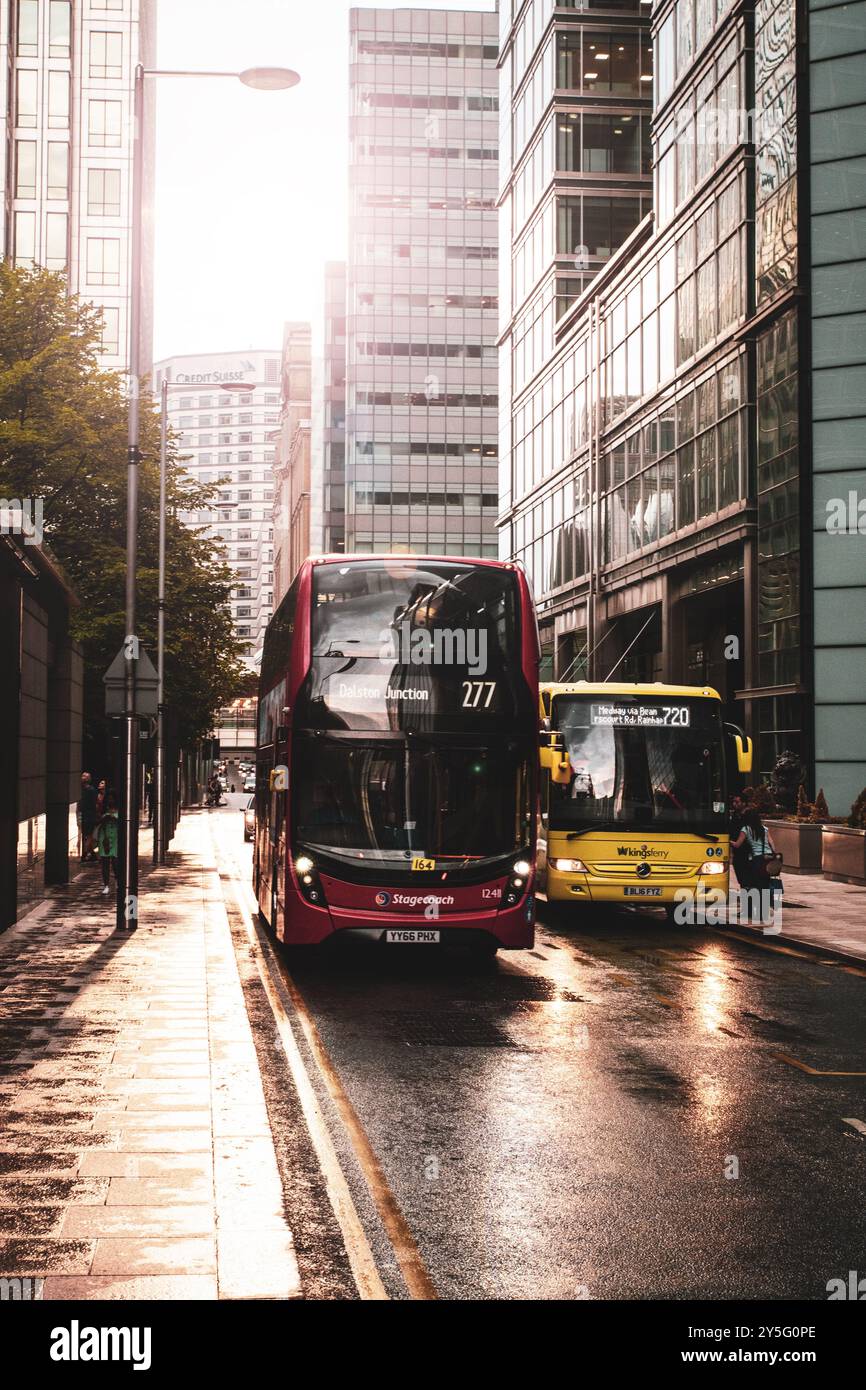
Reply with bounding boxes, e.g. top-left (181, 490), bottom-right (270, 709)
top-left (743, 782), bottom-right (777, 814)
top-left (795, 784), bottom-right (814, 821)
top-left (812, 788), bottom-right (829, 822)
top-left (849, 789), bottom-right (866, 829)
top-left (769, 750), bottom-right (806, 813)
